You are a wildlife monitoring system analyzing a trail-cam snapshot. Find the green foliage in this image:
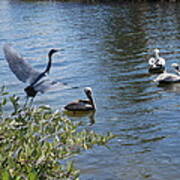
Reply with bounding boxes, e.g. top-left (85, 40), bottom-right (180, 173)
top-left (0, 87), bottom-right (115, 179)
